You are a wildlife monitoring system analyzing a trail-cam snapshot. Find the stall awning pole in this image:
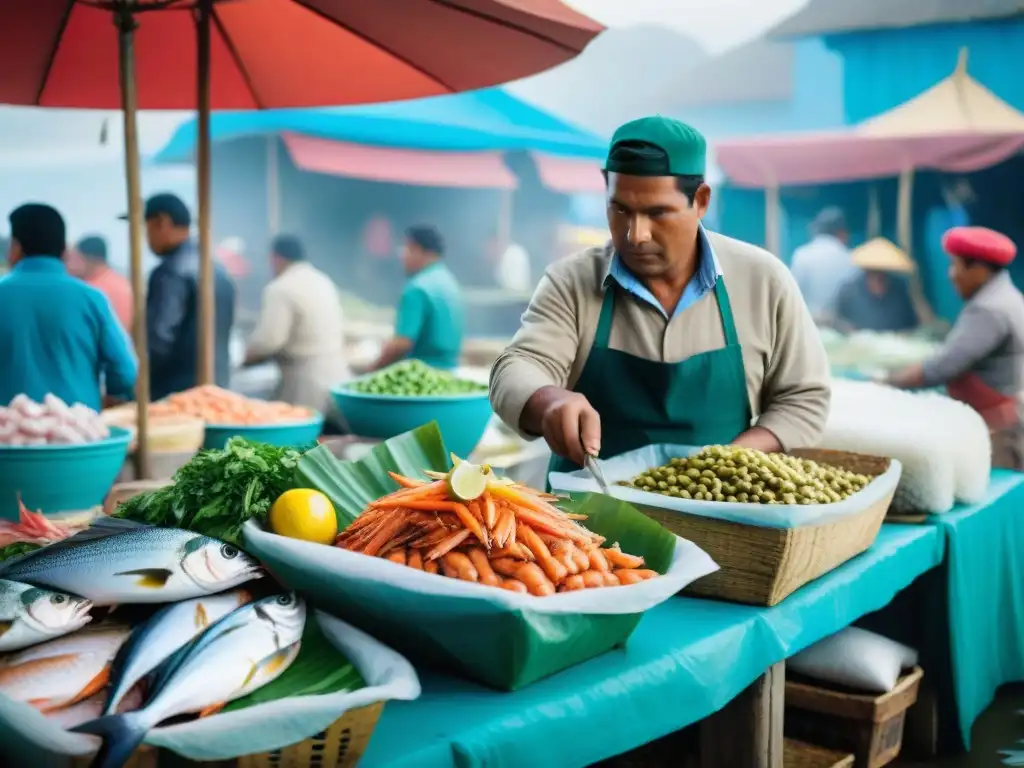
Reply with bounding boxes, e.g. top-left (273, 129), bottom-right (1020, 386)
top-left (898, 167), bottom-right (935, 326)
top-left (195, 0), bottom-right (215, 385)
top-left (267, 136), bottom-right (281, 235)
top-left (765, 184), bottom-right (781, 257)
top-left (116, 1), bottom-right (151, 479)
